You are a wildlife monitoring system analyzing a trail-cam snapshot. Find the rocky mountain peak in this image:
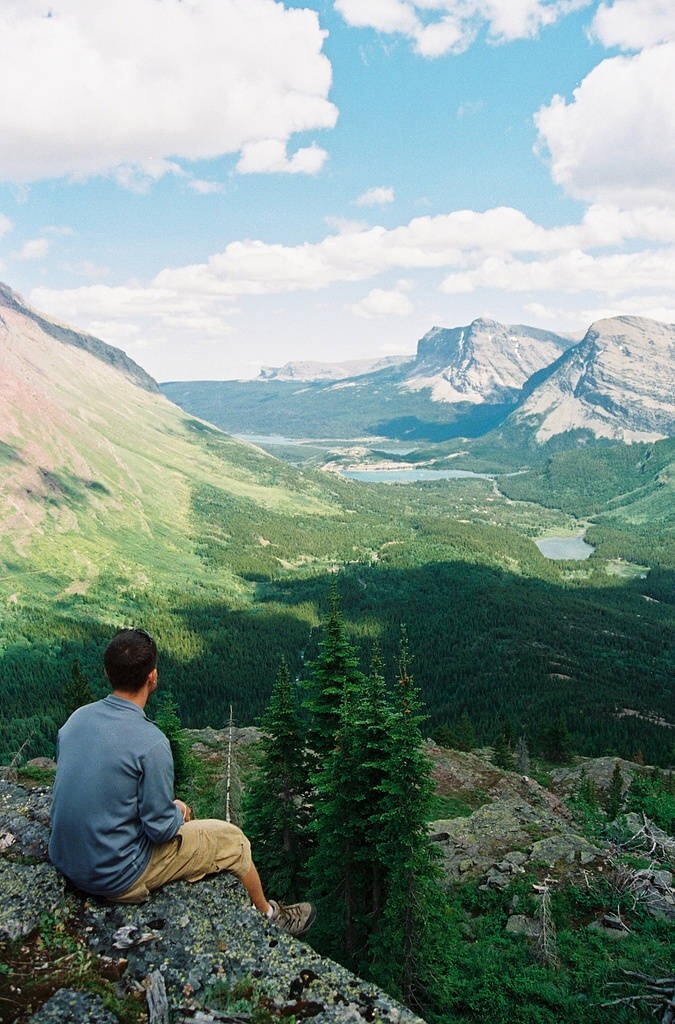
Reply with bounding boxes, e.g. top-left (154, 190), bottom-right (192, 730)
top-left (510, 314), bottom-right (675, 443)
top-left (407, 318), bottom-right (573, 405)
